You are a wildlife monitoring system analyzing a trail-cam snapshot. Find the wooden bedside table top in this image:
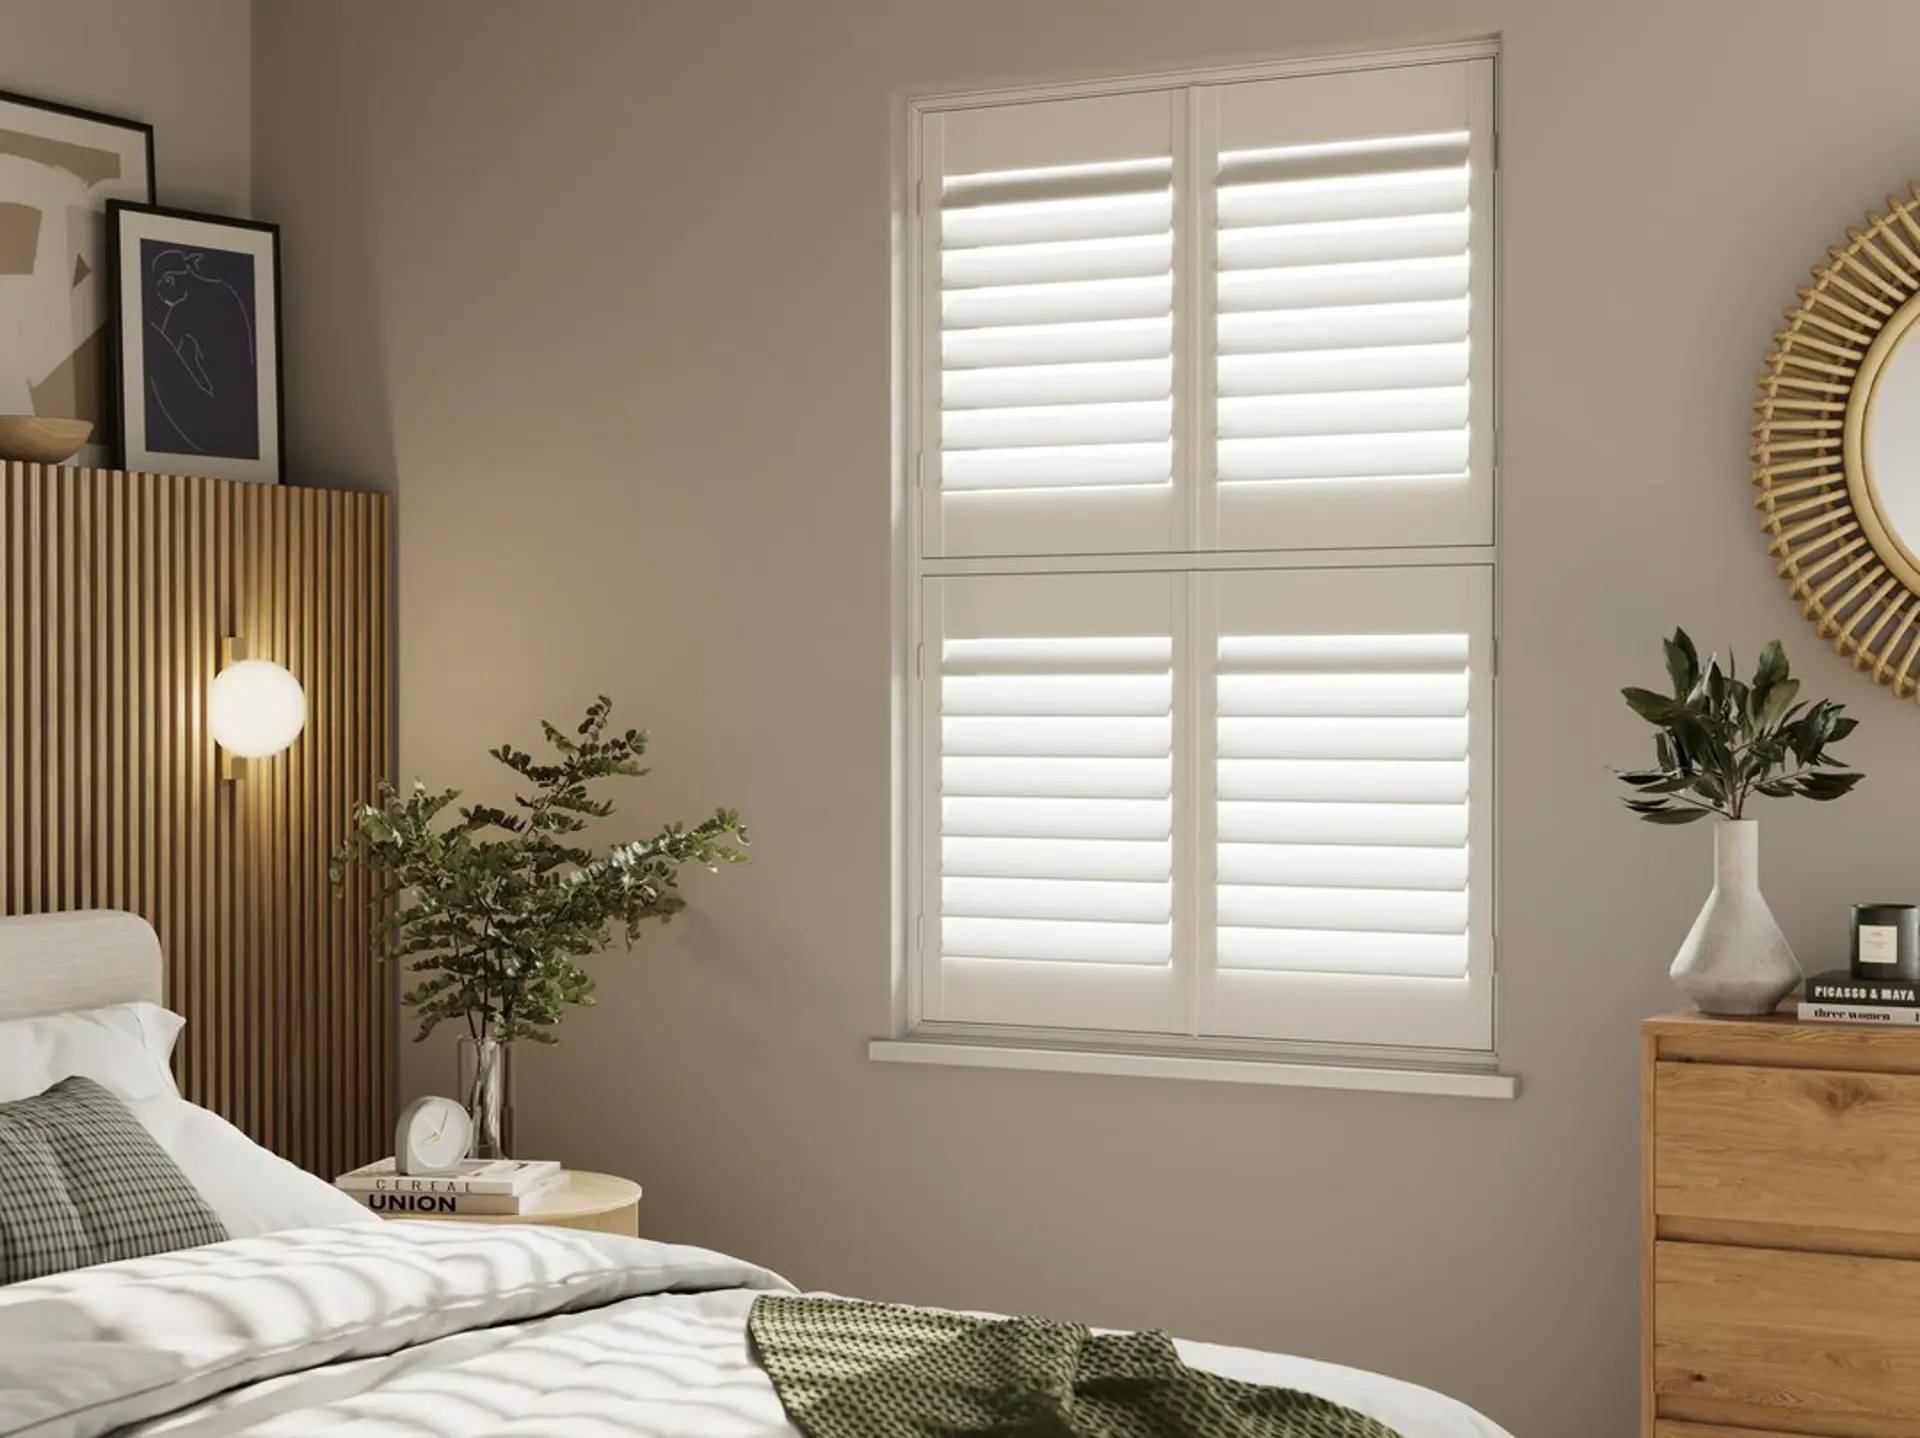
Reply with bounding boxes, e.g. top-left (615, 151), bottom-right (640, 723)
top-left (388, 1170), bottom-right (643, 1236)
